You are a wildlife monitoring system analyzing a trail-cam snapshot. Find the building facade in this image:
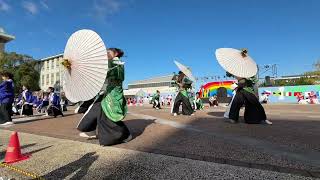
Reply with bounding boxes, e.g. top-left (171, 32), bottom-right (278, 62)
top-left (37, 54), bottom-right (64, 92)
top-left (0, 27), bottom-right (15, 53)
top-left (125, 74), bottom-right (178, 97)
